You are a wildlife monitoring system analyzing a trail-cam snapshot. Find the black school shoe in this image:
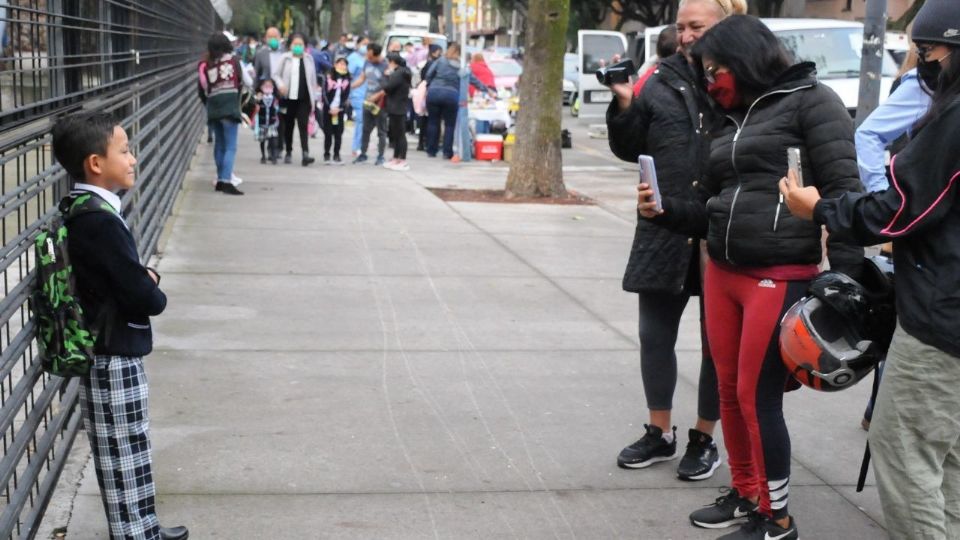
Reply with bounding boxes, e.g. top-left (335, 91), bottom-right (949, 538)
top-left (678, 428), bottom-right (722, 481)
top-left (717, 513), bottom-right (798, 540)
top-left (690, 487), bottom-right (759, 529)
top-left (218, 182), bottom-right (244, 195)
top-left (617, 424), bottom-right (677, 469)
